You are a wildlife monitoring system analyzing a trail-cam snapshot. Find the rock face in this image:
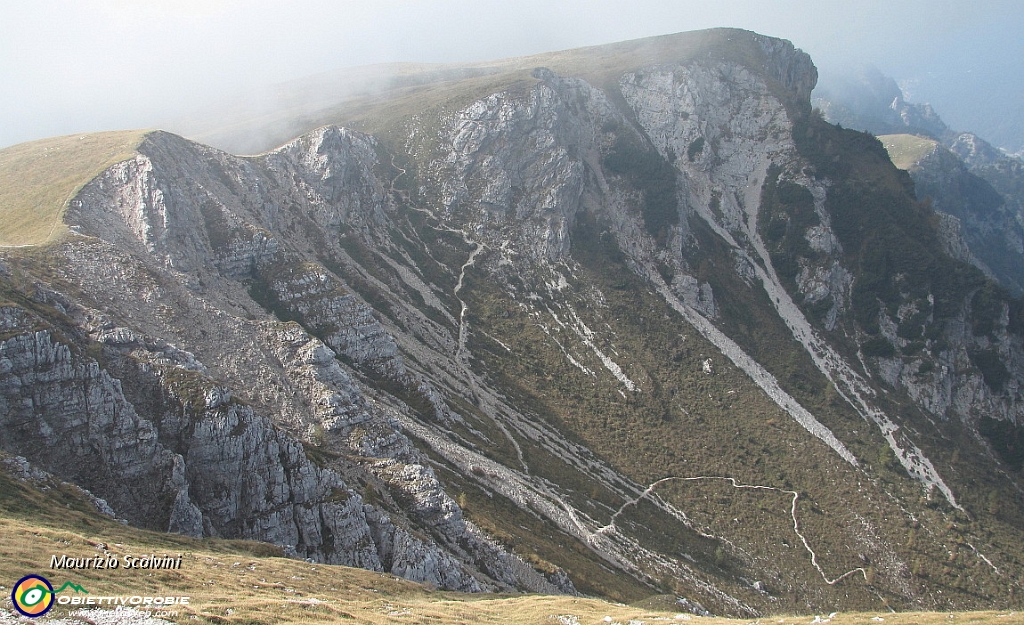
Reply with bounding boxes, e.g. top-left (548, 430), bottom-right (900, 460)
top-left (1, 125), bottom-right (564, 593)
top-left (0, 304), bottom-right (526, 591)
top-left (900, 140), bottom-right (1024, 294)
top-left (3, 28), bottom-right (1024, 616)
